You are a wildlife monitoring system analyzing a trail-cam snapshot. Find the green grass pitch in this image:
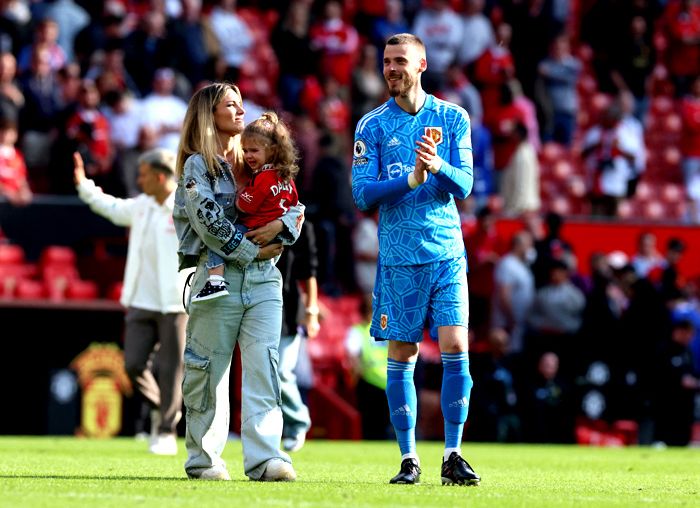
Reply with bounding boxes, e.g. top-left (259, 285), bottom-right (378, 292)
top-left (0, 437), bottom-right (698, 507)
